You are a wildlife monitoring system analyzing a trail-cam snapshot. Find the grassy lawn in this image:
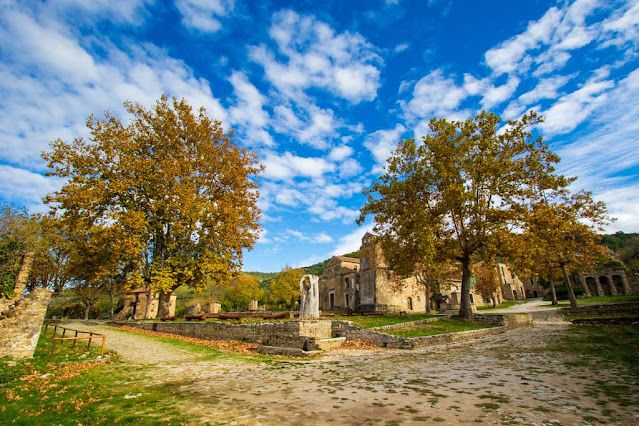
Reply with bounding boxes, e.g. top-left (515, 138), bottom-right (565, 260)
top-left (0, 329), bottom-right (188, 425)
top-left (385, 318), bottom-right (496, 338)
top-left (540, 294), bottom-right (639, 307)
top-left (346, 313), bottom-right (440, 328)
top-left (477, 299), bottom-right (528, 310)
